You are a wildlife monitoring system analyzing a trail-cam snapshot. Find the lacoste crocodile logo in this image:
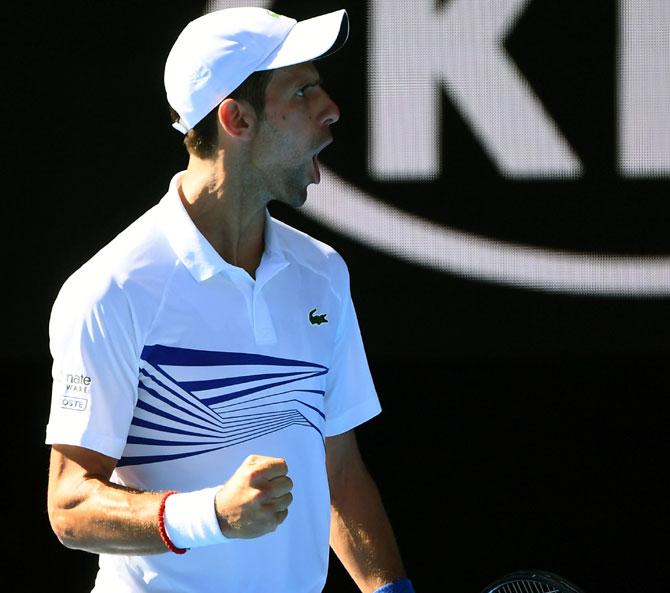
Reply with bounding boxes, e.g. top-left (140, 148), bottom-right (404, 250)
top-left (309, 308), bottom-right (328, 325)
